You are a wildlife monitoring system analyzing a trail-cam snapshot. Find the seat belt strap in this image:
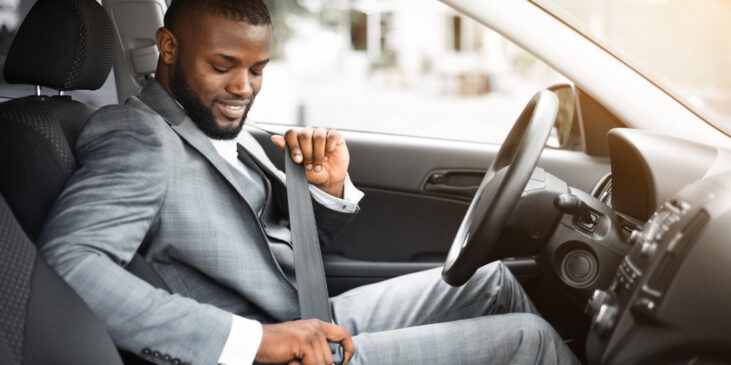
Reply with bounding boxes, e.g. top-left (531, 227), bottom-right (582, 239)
top-left (284, 146), bottom-right (333, 323)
